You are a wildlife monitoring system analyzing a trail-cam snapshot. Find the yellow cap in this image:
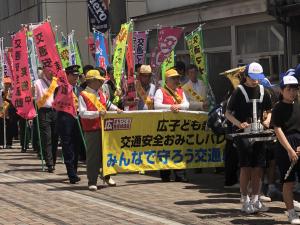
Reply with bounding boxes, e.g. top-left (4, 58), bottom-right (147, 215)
top-left (165, 68), bottom-right (180, 78)
top-left (85, 70), bottom-right (105, 81)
